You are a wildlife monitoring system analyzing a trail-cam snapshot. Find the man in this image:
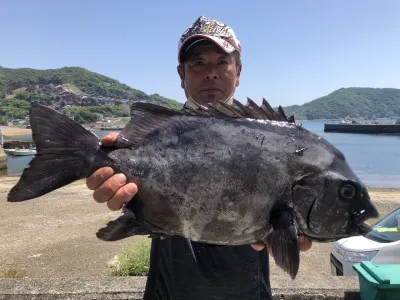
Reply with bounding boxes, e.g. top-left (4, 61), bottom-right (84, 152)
top-left (86, 16), bottom-right (311, 299)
